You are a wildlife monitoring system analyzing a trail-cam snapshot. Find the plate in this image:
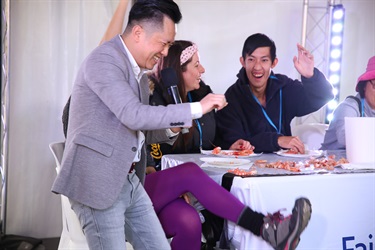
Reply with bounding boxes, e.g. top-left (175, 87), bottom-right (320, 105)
top-left (275, 149), bottom-right (323, 158)
top-left (200, 157), bottom-right (251, 167)
top-left (201, 149), bottom-right (262, 158)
